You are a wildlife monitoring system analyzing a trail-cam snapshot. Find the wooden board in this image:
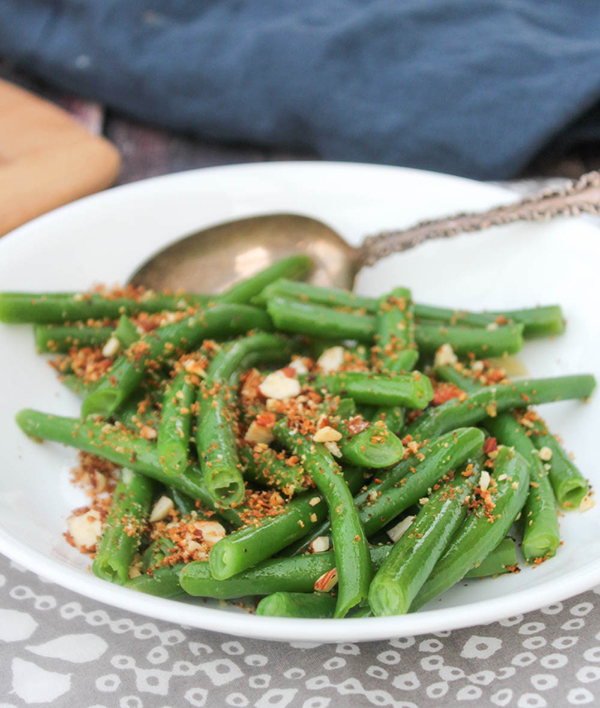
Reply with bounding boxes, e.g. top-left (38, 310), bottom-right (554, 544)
top-left (0, 79), bottom-right (120, 237)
